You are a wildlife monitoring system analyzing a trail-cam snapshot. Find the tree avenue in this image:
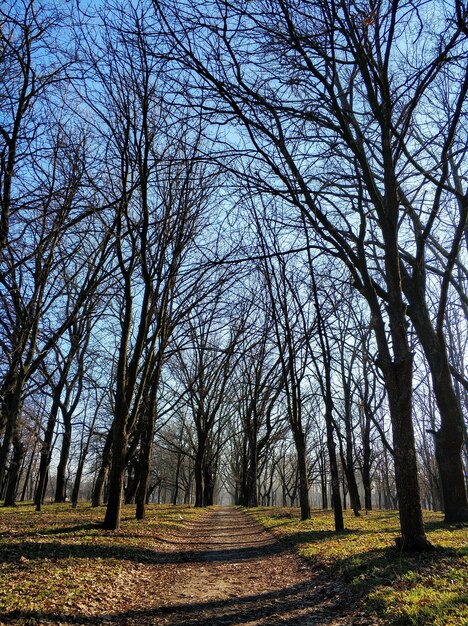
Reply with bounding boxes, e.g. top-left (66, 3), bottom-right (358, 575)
top-left (0, 0), bottom-right (466, 550)
top-left (156, 0), bottom-right (468, 548)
